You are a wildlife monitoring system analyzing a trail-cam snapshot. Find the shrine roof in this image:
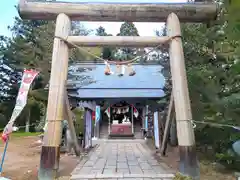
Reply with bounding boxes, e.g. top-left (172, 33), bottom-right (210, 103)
top-left (67, 63), bottom-right (165, 99)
